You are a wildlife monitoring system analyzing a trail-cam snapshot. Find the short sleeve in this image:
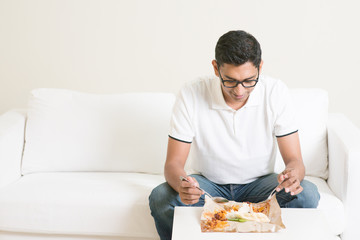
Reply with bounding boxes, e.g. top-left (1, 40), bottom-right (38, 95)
top-left (271, 80), bottom-right (298, 137)
top-left (168, 86), bottom-right (195, 143)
